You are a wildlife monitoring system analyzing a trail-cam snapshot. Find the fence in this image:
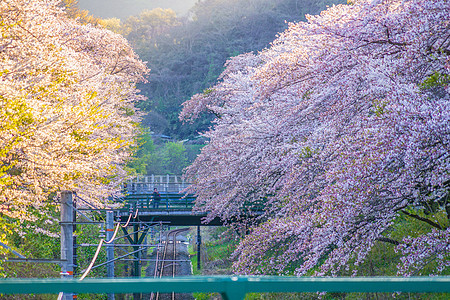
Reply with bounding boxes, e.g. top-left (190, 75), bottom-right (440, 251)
top-left (0, 276), bottom-right (449, 300)
top-left (124, 175), bottom-right (189, 194)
